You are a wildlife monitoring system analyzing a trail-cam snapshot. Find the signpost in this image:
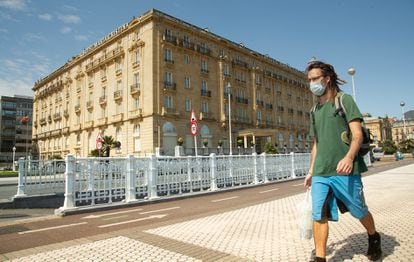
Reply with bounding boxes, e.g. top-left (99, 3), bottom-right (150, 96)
top-left (190, 110), bottom-right (198, 156)
top-left (96, 132), bottom-right (103, 156)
